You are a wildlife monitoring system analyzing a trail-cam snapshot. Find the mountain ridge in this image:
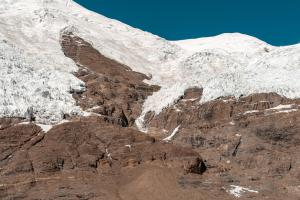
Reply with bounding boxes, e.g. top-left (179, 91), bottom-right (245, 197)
top-left (1, 0), bottom-right (300, 126)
